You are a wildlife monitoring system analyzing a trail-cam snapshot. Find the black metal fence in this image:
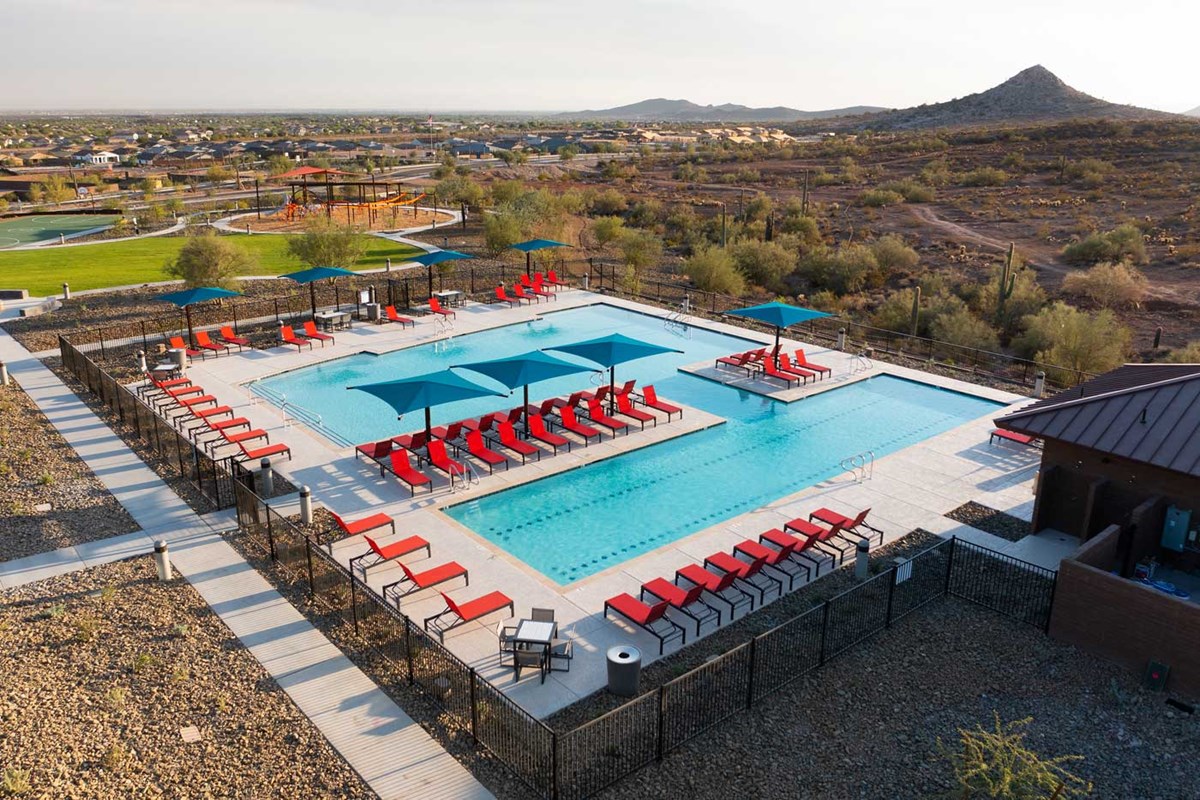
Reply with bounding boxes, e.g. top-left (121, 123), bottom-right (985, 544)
top-left (58, 334), bottom-right (249, 509)
top-left (225, 488), bottom-right (1057, 800)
